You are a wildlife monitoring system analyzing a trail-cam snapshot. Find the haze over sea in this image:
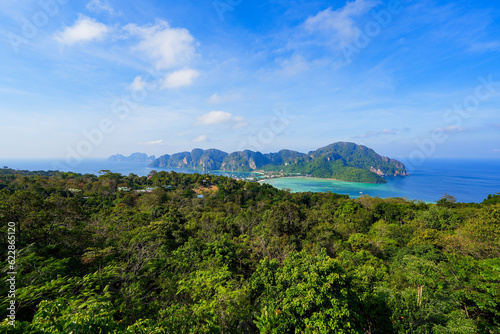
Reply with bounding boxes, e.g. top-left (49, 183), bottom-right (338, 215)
top-left (3, 158), bottom-right (499, 203)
